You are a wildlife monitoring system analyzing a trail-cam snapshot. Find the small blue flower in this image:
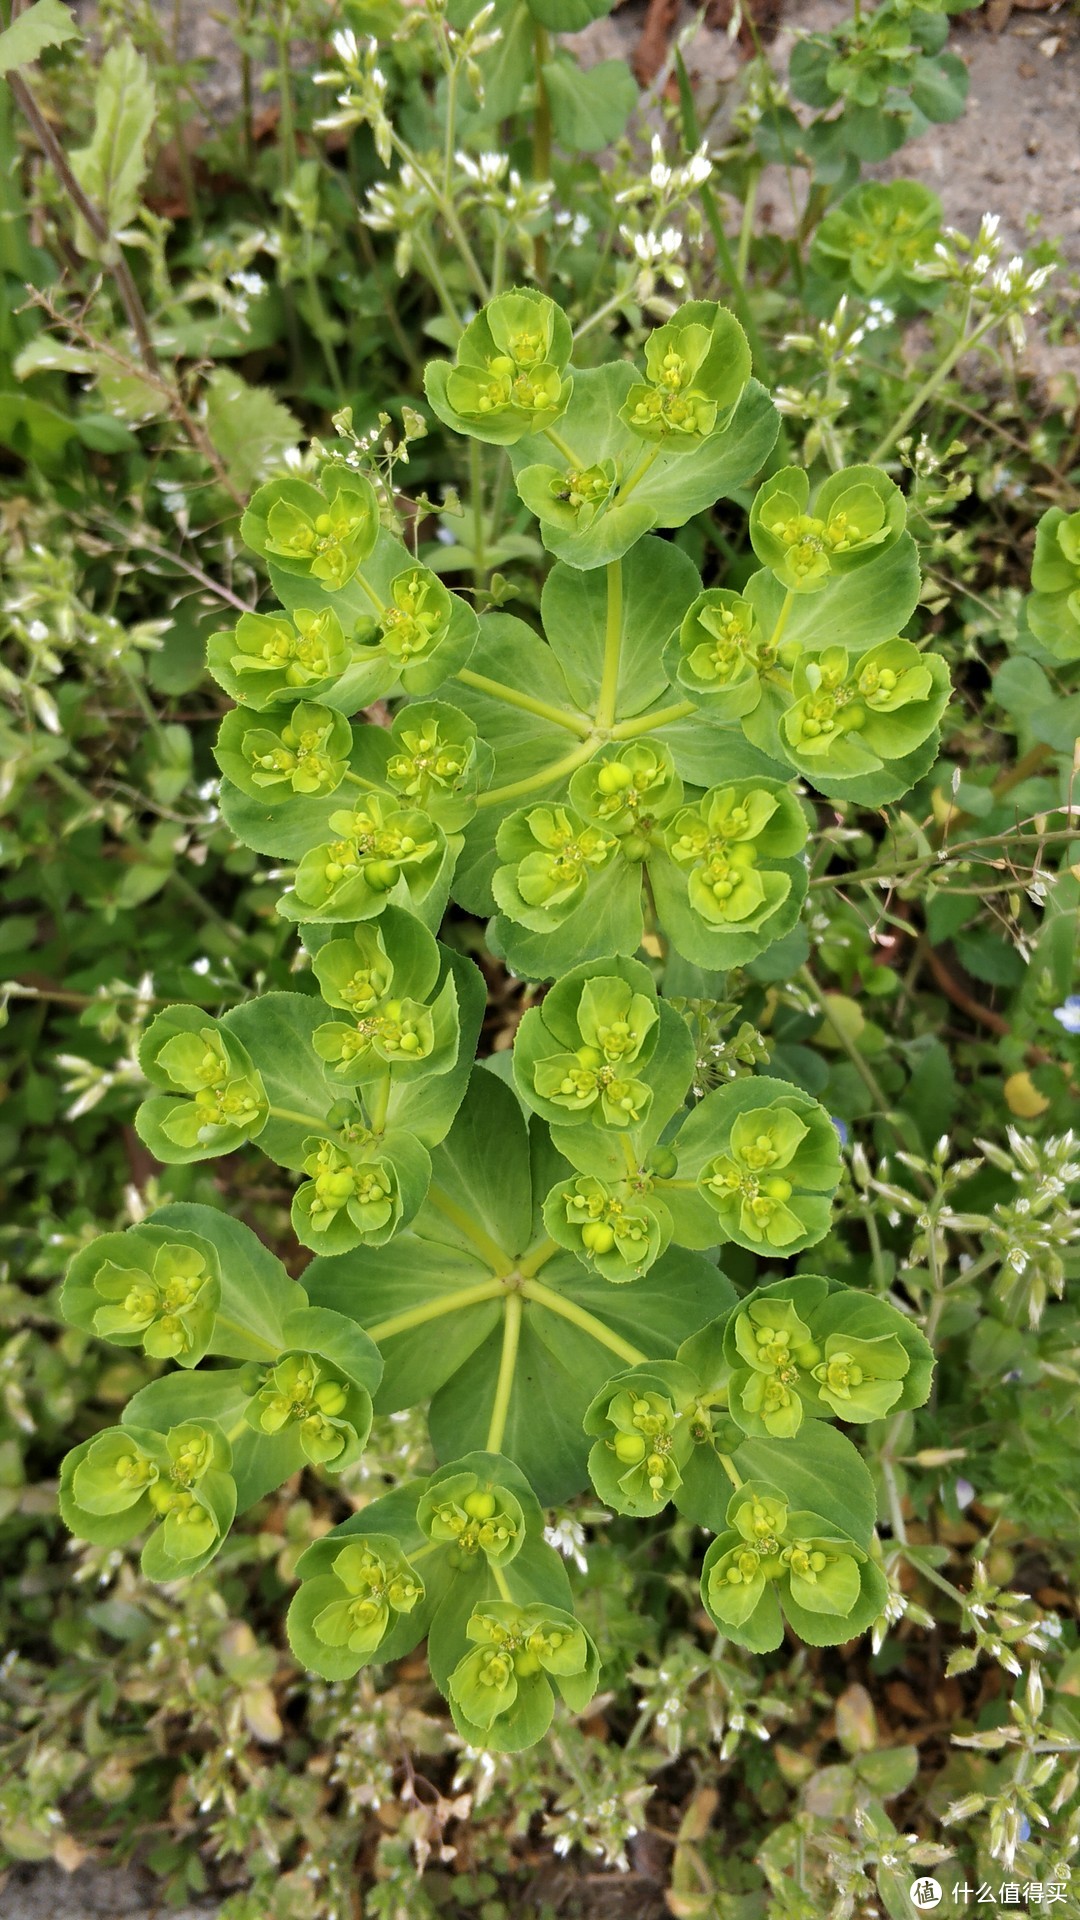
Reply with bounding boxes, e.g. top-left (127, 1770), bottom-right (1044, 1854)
top-left (1053, 996), bottom-right (1080, 1034)
top-left (831, 1117), bottom-right (849, 1146)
